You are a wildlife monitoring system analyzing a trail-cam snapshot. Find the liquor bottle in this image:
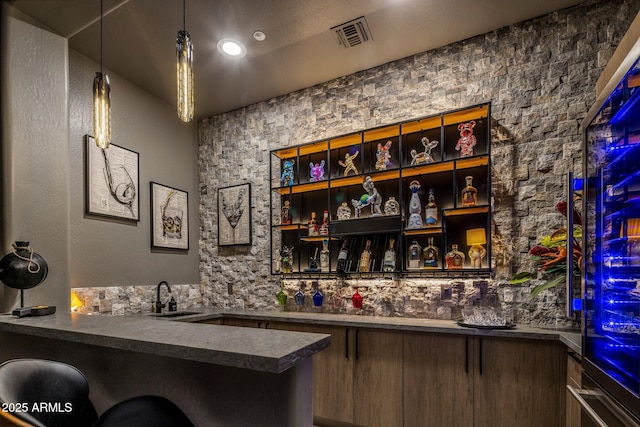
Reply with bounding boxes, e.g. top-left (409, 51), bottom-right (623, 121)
top-left (359, 240), bottom-right (372, 272)
top-left (281, 200), bottom-right (291, 225)
top-left (319, 210), bottom-right (329, 235)
top-left (383, 238), bottom-right (397, 272)
top-left (307, 212), bottom-right (319, 236)
top-left (461, 176), bottom-right (478, 207)
top-left (336, 239), bottom-right (349, 274)
top-left (424, 189), bottom-right (438, 226)
top-left (422, 237), bottom-right (439, 268)
top-left (408, 240), bottom-right (422, 269)
top-left (445, 244), bottom-right (465, 269)
top-left (320, 239), bottom-right (330, 271)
